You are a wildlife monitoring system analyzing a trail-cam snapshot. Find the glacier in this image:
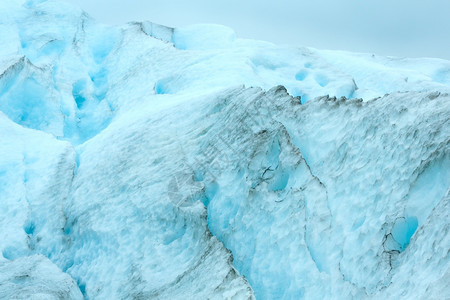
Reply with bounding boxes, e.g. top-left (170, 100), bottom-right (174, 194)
top-left (0, 0), bottom-right (449, 299)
